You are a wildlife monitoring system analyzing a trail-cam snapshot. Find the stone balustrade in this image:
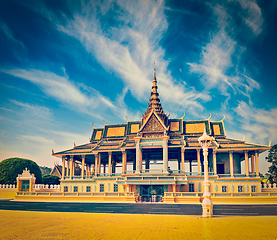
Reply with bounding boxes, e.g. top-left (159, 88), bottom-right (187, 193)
top-left (262, 183), bottom-right (277, 189)
top-left (0, 184), bottom-right (16, 189)
top-left (33, 184), bottom-right (60, 190)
